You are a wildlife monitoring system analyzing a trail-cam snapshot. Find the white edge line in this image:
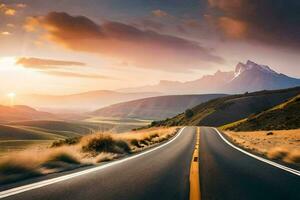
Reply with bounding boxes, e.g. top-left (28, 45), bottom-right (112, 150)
top-left (0, 127), bottom-right (187, 199)
top-left (214, 128), bottom-right (300, 177)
